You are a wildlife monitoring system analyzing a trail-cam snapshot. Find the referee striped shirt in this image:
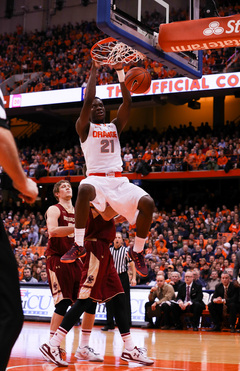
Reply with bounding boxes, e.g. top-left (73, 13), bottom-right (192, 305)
top-left (109, 245), bottom-right (131, 274)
